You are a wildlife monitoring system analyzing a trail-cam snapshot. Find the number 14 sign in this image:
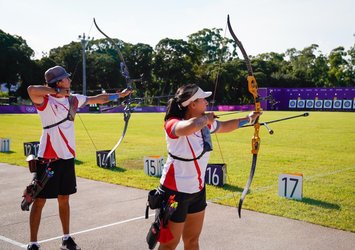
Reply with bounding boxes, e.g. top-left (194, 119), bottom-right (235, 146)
top-left (278, 173), bottom-right (303, 200)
